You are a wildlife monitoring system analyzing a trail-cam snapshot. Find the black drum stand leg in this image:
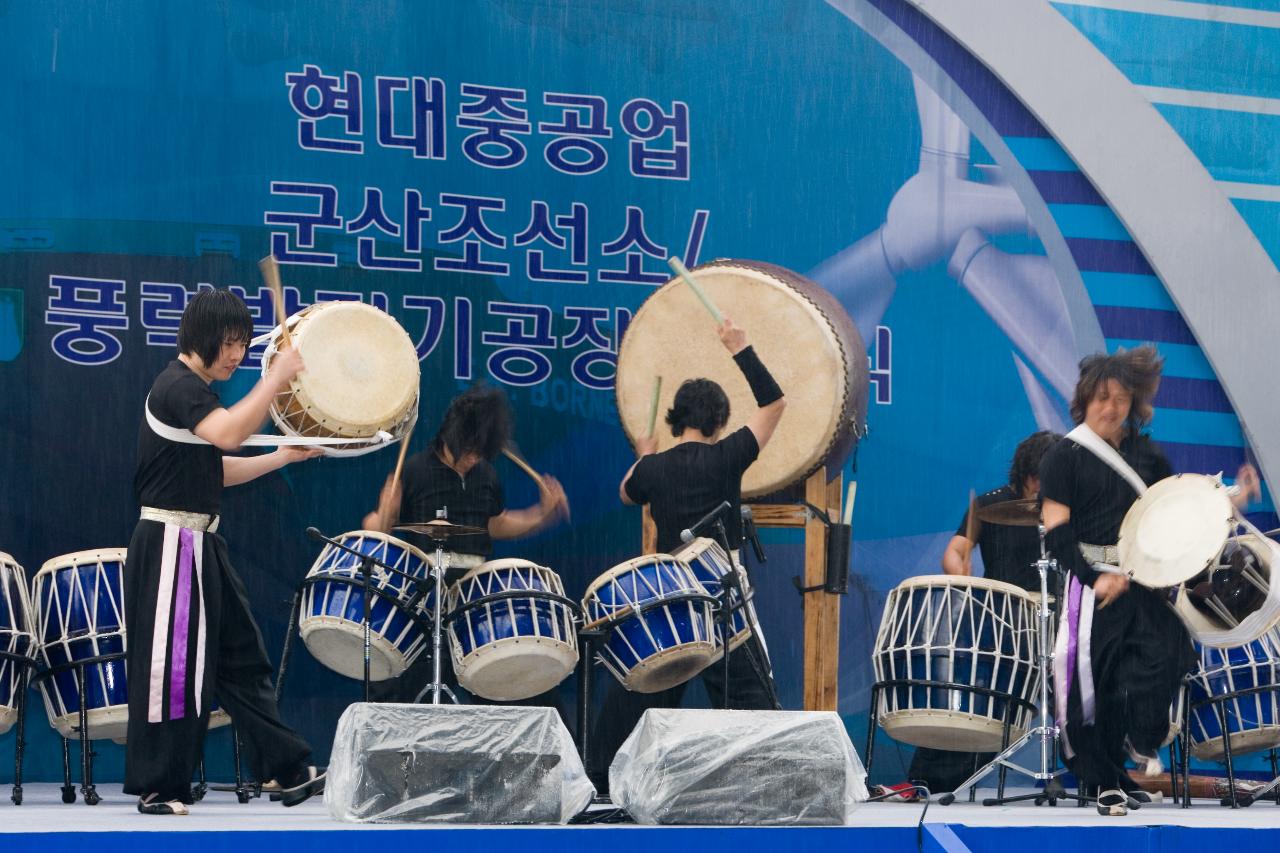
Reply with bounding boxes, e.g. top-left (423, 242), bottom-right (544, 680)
top-left (60, 736), bottom-right (75, 803)
top-left (863, 685), bottom-right (878, 780)
top-left (274, 588), bottom-right (303, 703)
top-left (1218, 701), bottom-right (1239, 808)
top-left (192, 758), bottom-right (208, 802)
top-left (75, 665), bottom-right (99, 806)
top-left (232, 725), bottom-right (254, 803)
top-left (11, 664), bottom-right (29, 805)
